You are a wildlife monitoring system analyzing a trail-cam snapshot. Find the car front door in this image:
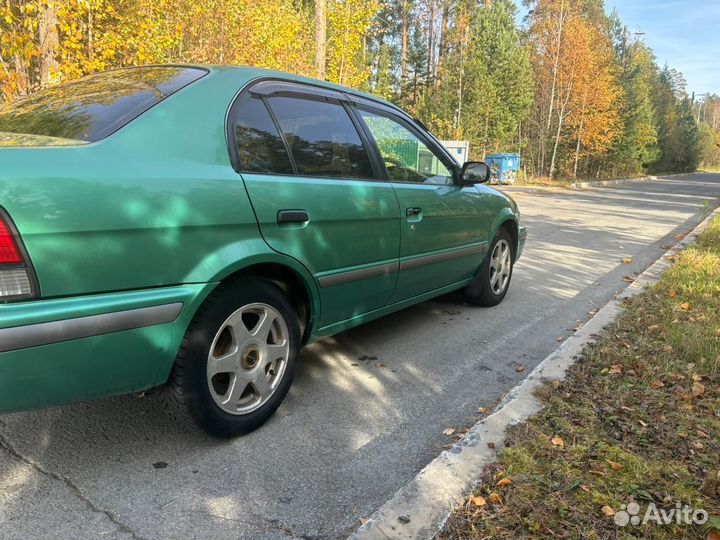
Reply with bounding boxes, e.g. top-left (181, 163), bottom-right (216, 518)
top-left (355, 106), bottom-right (494, 303)
top-left (228, 82), bottom-right (400, 327)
